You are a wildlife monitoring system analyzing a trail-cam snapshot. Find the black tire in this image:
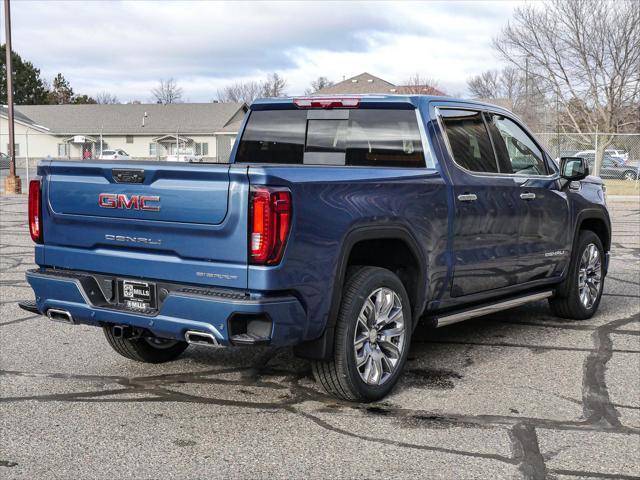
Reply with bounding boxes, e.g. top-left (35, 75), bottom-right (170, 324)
top-left (103, 326), bottom-right (188, 363)
top-left (311, 266), bottom-right (412, 402)
top-left (549, 230), bottom-right (605, 320)
top-left (623, 170), bottom-right (637, 181)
